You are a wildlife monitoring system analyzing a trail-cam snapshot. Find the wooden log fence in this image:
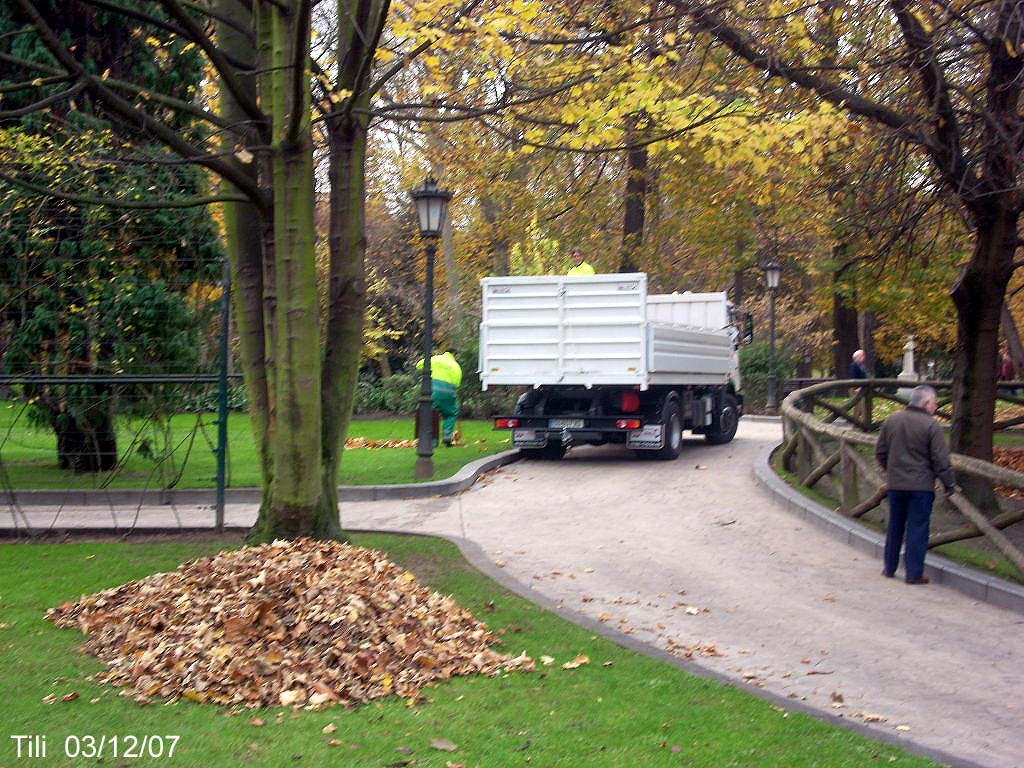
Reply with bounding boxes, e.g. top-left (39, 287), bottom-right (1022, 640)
top-left (779, 379), bottom-right (1024, 578)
